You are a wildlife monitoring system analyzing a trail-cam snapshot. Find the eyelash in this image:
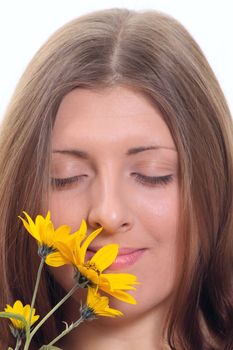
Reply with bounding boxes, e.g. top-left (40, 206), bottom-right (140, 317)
top-left (51, 173), bottom-right (173, 189)
top-left (51, 175), bottom-right (87, 188)
top-left (132, 173), bottom-right (173, 186)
